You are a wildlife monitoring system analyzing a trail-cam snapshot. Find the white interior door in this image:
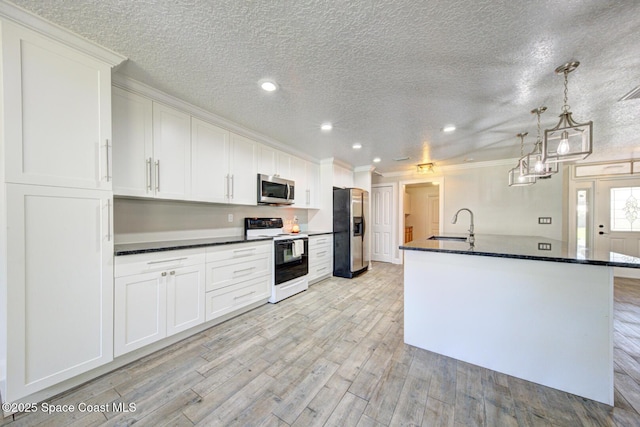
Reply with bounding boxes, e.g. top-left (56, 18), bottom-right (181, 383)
top-left (372, 185), bottom-right (393, 262)
top-left (427, 194), bottom-right (440, 237)
top-left (595, 178), bottom-right (640, 277)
